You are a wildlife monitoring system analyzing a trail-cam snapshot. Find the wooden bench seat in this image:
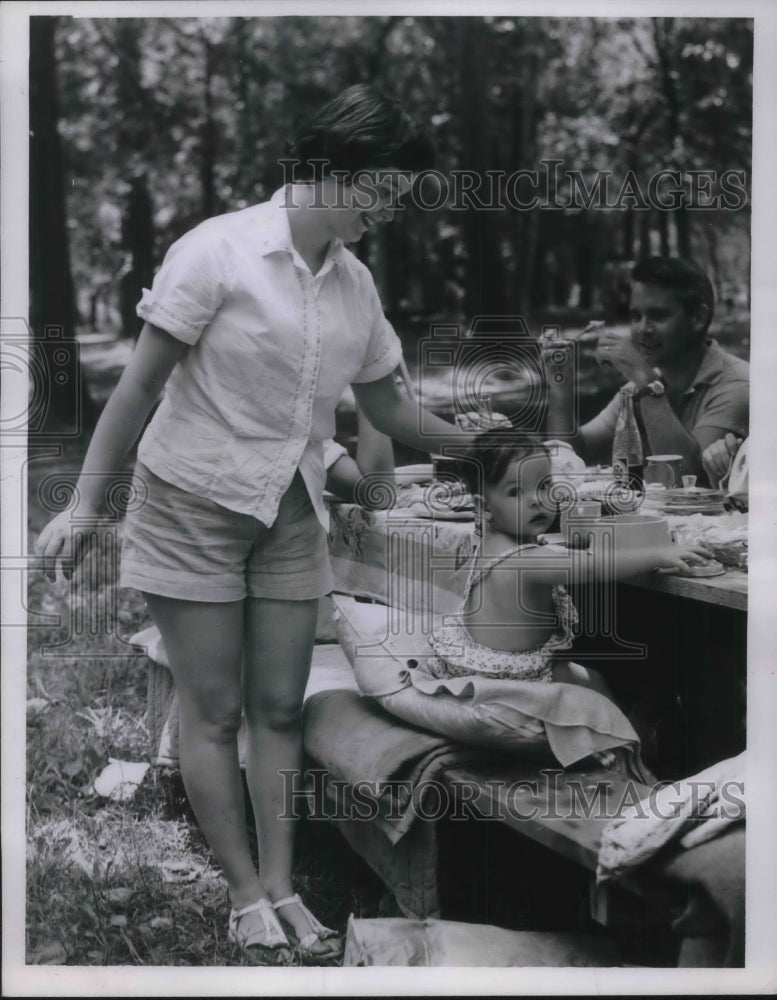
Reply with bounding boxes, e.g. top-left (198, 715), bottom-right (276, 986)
top-left (441, 760), bottom-right (654, 927)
